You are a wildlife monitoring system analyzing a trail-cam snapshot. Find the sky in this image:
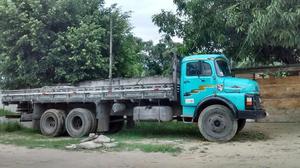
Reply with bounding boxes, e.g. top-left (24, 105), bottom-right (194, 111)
top-left (105, 0), bottom-right (181, 44)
